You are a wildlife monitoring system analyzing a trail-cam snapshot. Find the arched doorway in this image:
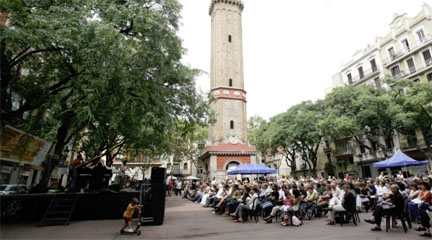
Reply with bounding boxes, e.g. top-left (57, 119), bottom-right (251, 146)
top-left (225, 161), bottom-right (240, 171)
